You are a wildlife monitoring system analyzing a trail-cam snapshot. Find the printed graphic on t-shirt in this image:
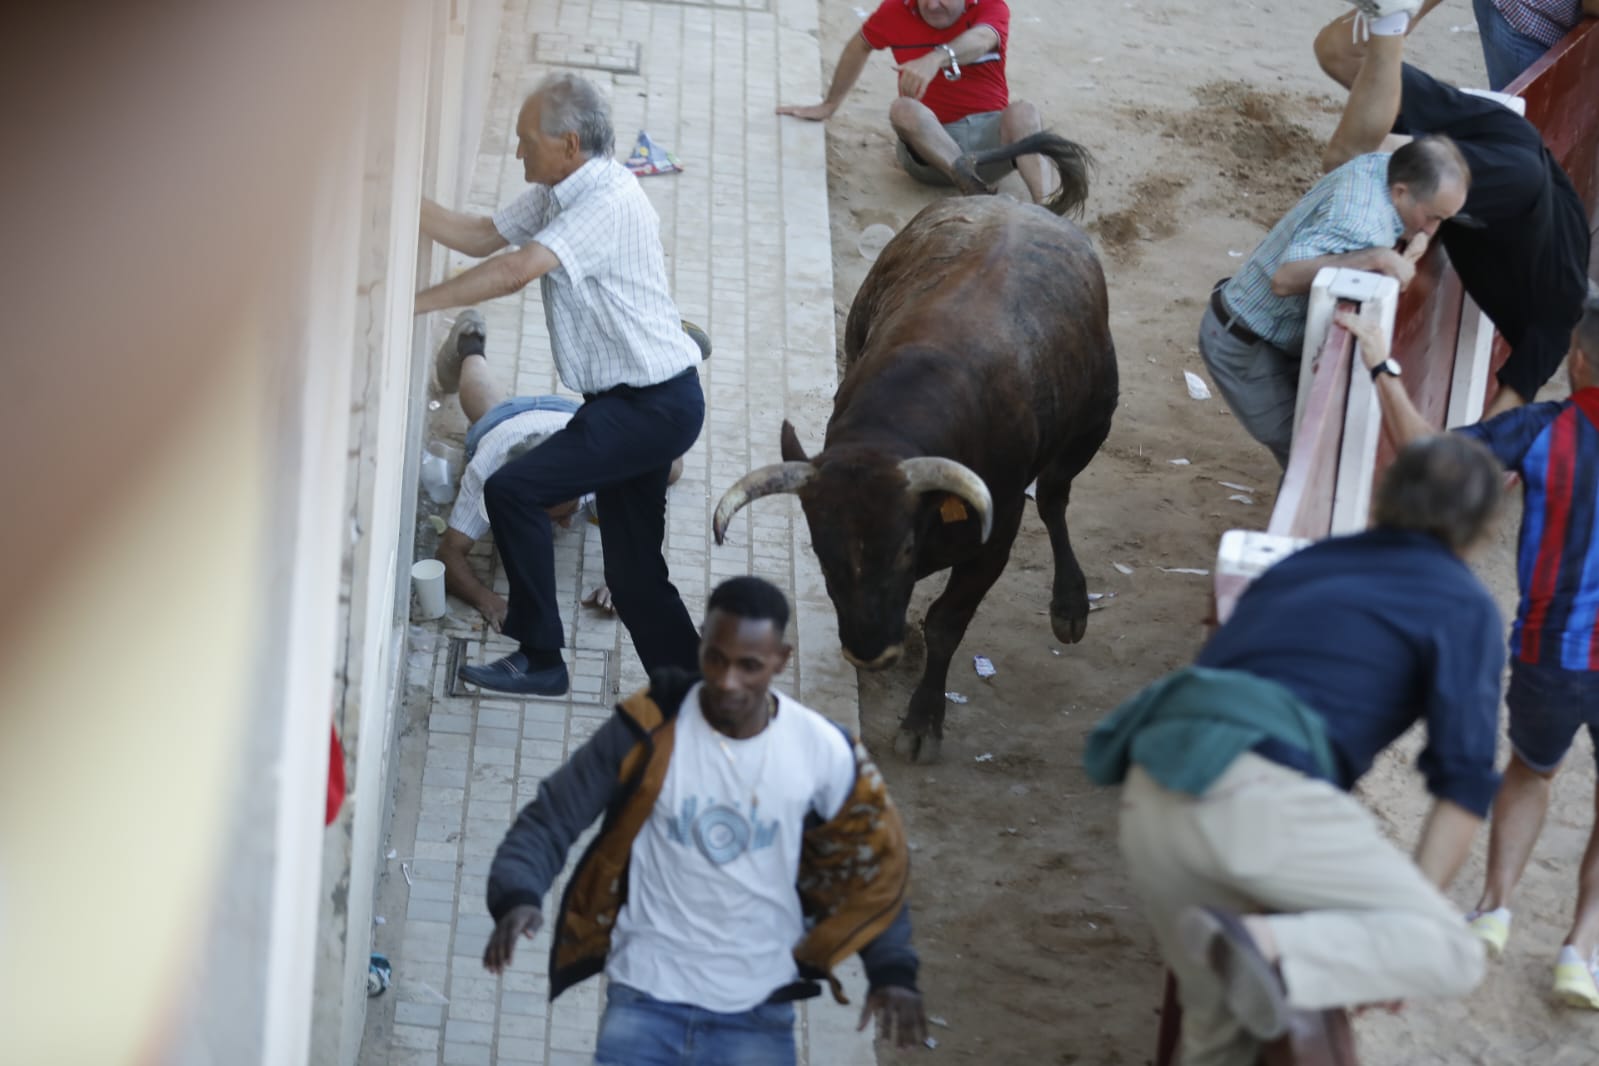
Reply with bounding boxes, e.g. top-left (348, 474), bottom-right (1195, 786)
top-left (666, 796), bottom-right (780, 865)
